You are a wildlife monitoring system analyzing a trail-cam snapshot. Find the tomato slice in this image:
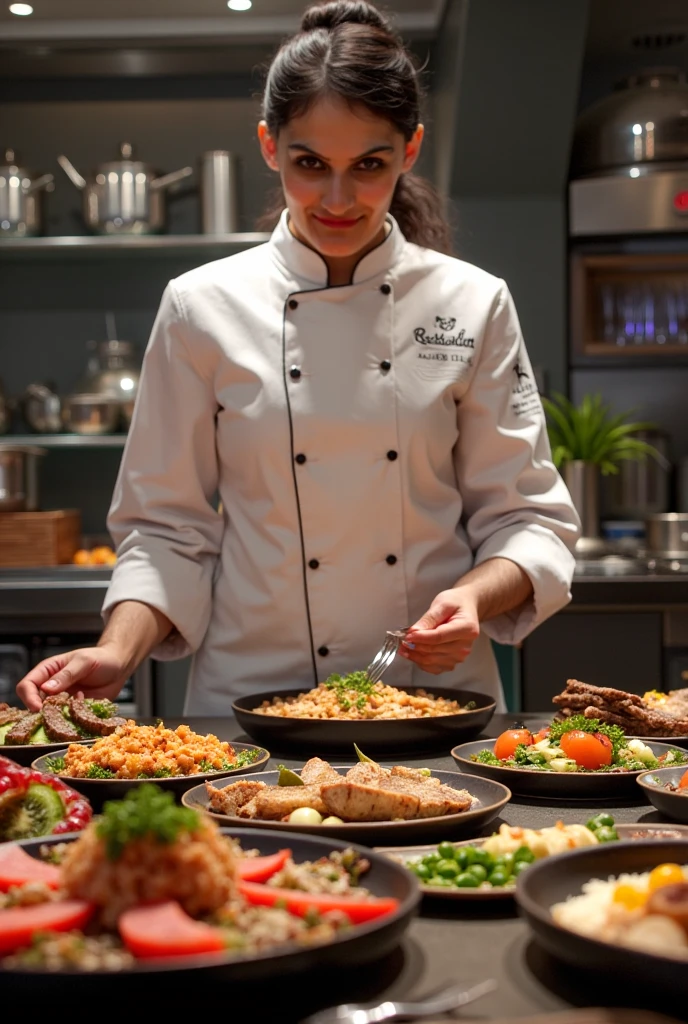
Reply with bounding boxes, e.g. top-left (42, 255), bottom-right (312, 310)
top-left (678, 769), bottom-right (688, 791)
top-left (533, 727), bottom-right (550, 743)
top-left (119, 901), bottom-right (226, 959)
top-left (0, 844), bottom-right (61, 893)
top-left (236, 849), bottom-right (291, 883)
top-left (493, 729), bottom-right (533, 761)
top-left (0, 900), bottom-right (93, 955)
top-left (238, 880), bottom-right (399, 924)
top-left (560, 730), bottom-right (612, 770)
